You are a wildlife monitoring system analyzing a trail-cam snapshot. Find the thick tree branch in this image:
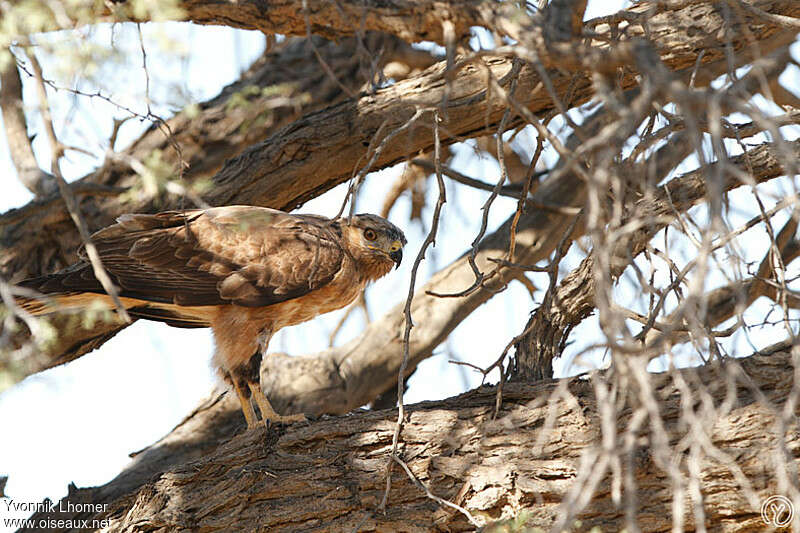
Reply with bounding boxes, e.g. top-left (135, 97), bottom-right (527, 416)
top-left (25, 0), bottom-right (800, 53)
top-left (27, 0), bottom-right (507, 45)
top-left (22, 348), bottom-right (799, 531)
top-left (179, 0), bottom-right (506, 45)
